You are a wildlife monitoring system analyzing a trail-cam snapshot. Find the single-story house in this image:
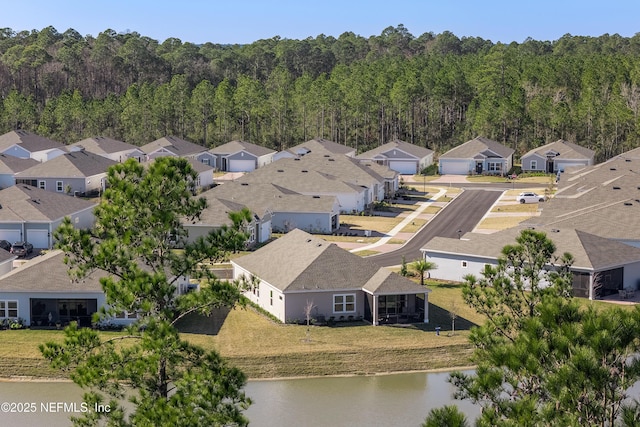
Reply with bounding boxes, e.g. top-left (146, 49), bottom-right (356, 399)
top-left (232, 229), bottom-right (430, 325)
top-left (207, 140), bottom-right (276, 172)
top-left (274, 138), bottom-right (357, 161)
top-left (203, 181), bottom-right (340, 234)
top-left (186, 157), bottom-right (215, 190)
top-left (238, 159), bottom-right (369, 214)
top-left (439, 136), bottom-right (514, 176)
top-left (0, 185), bottom-right (97, 249)
top-left (0, 154), bottom-right (38, 189)
top-left (356, 139), bottom-right (434, 175)
top-left (0, 250), bottom-right (192, 327)
top-left (520, 139), bottom-right (595, 173)
top-left (183, 196), bottom-right (271, 247)
top-left (0, 130), bottom-right (67, 162)
top-left (140, 135), bottom-right (208, 160)
top-left (522, 148), bottom-right (640, 247)
top-left (68, 136), bottom-right (145, 163)
top-left (15, 150), bottom-right (116, 196)
top-left (422, 226), bottom-right (640, 300)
